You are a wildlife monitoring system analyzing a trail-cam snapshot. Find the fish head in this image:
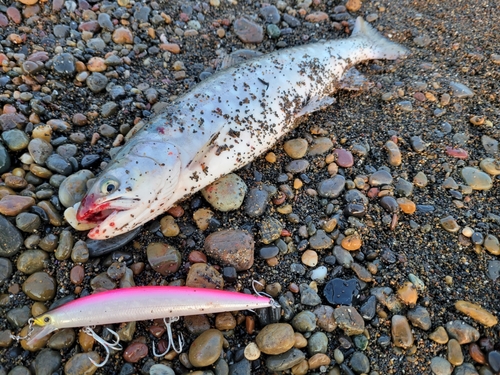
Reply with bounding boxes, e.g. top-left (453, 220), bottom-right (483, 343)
top-left (76, 139), bottom-right (181, 239)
